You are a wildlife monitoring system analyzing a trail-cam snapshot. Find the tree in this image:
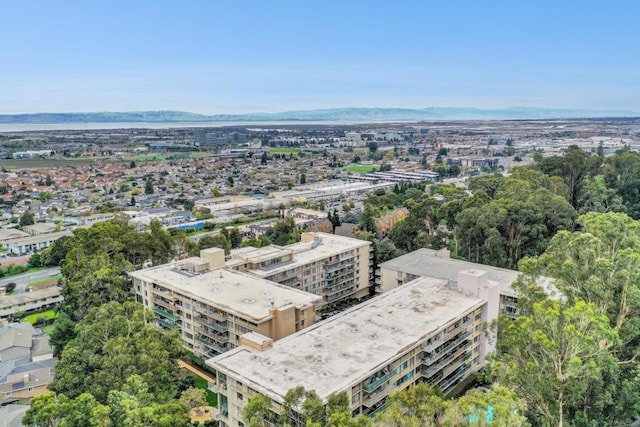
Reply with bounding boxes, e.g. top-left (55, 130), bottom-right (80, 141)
top-left (20, 210), bottom-right (35, 227)
top-left (243, 393), bottom-right (276, 427)
top-left (374, 383), bottom-right (447, 426)
top-left (300, 172), bottom-right (307, 185)
top-left (149, 219), bottom-right (175, 265)
top-left (197, 233), bottom-right (231, 255)
top-left (50, 301), bottom-right (185, 403)
top-left (227, 176), bottom-right (235, 187)
top-left (265, 217), bottom-right (301, 246)
top-left (497, 299), bottom-right (618, 427)
top-left (261, 151), bottom-right (268, 165)
top-left (130, 160), bottom-right (136, 168)
top-left (28, 253), bottom-right (43, 268)
top-left (60, 251), bottom-right (132, 320)
top-left (45, 175), bottom-right (55, 186)
top-left (328, 209), bottom-right (341, 234)
top-left (373, 383), bottom-right (528, 427)
top-left (48, 312), bottom-right (76, 357)
top-left (4, 282), bottom-right (16, 293)
top-left (23, 392), bottom-right (111, 427)
top-left (359, 204), bottom-right (378, 235)
top-left (130, 195), bottom-right (136, 206)
top-left (367, 141), bottom-right (378, 153)
top-left (145, 178), bottom-right (154, 195)
top-left (178, 387), bottom-right (206, 409)
top-left (228, 228), bottom-right (243, 249)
